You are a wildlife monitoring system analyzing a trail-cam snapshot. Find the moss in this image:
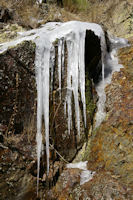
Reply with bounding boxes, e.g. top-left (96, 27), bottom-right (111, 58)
top-left (82, 141), bottom-right (91, 161)
top-left (63, 0), bottom-right (89, 12)
top-left (85, 79), bottom-right (96, 121)
top-left (0, 24), bottom-right (25, 43)
top-left (53, 38), bottom-right (59, 46)
top-left (0, 40), bottom-right (36, 56)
